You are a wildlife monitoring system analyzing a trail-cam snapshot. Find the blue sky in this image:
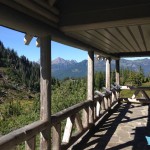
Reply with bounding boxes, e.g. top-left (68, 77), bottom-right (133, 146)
top-left (0, 26), bottom-right (87, 62)
top-left (0, 26), bottom-right (149, 62)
